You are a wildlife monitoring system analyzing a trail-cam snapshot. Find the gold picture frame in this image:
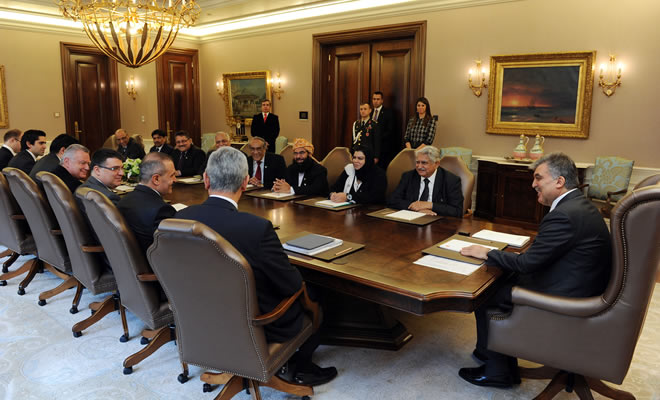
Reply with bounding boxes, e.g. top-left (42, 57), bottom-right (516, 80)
top-left (0, 66), bottom-right (9, 128)
top-left (222, 70), bottom-right (272, 127)
top-left (486, 51), bottom-right (595, 139)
